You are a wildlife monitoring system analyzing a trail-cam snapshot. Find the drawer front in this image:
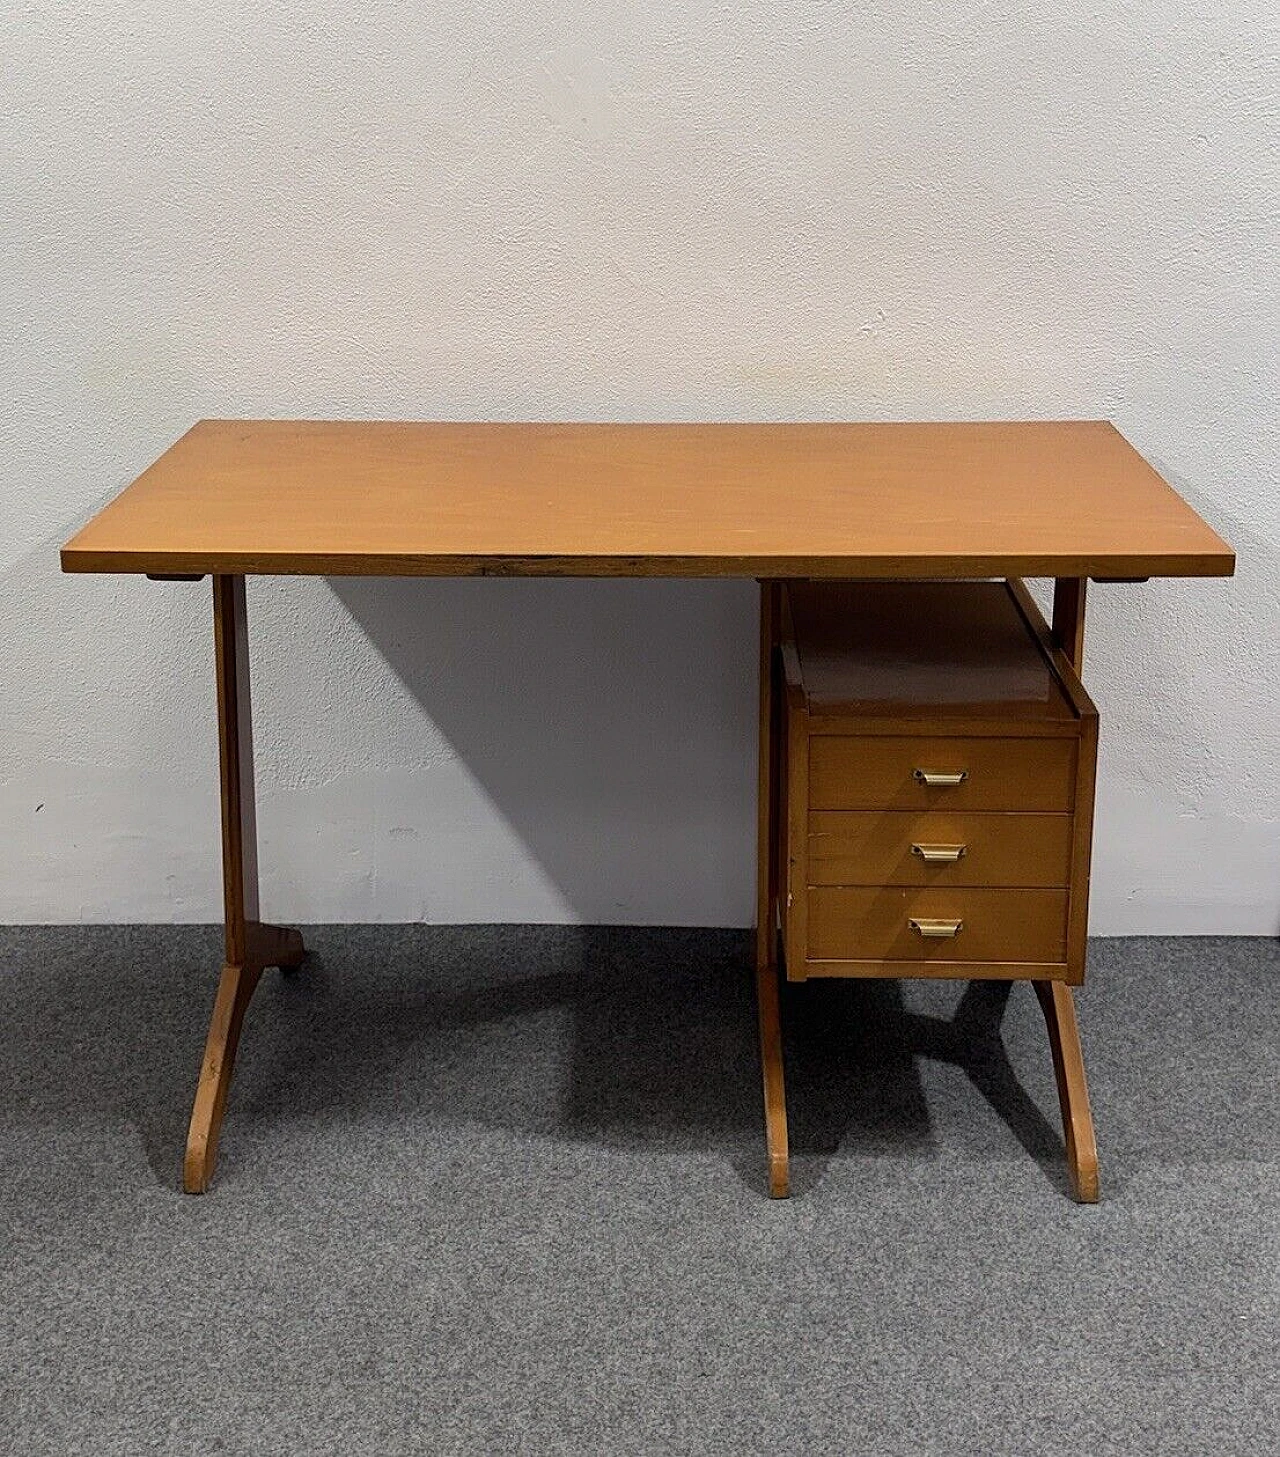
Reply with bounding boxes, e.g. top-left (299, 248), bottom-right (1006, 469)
top-left (807, 887), bottom-right (1068, 964)
top-left (809, 736), bottom-right (1076, 813)
top-left (807, 811), bottom-right (1072, 888)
